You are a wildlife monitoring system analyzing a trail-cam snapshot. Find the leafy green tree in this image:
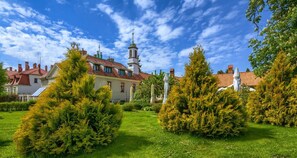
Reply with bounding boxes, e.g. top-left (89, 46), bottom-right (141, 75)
top-left (134, 70), bottom-right (177, 102)
top-left (217, 70), bottom-right (224, 74)
top-left (246, 0), bottom-right (297, 77)
top-left (247, 52), bottom-right (297, 126)
top-left (0, 63), bottom-right (8, 94)
top-left (158, 46), bottom-right (247, 137)
top-left (14, 43), bottom-right (123, 156)
top-left (246, 68), bottom-right (251, 72)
